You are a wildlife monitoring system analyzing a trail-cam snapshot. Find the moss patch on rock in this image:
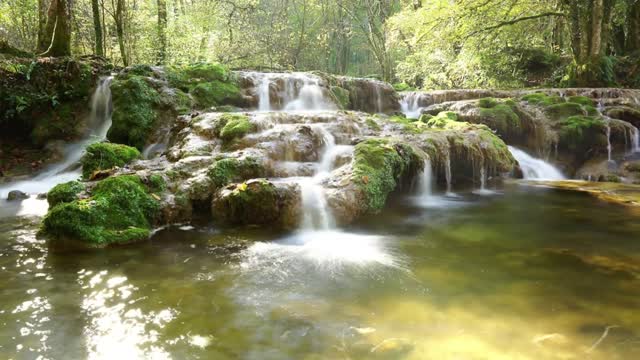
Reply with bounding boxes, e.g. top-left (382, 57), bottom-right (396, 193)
top-left (545, 102), bottom-right (586, 120)
top-left (567, 96), bottom-right (595, 107)
top-left (41, 175), bottom-right (161, 247)
top-left (166, 63), bottom-right (241, 109)
top-left (521, 93), bottom-right (564, 106)
top-left (557, 115), bottom-right (606, 152)
top-left (477, 100), bottom-right (521, 137)
top-left (47, 181), bottom-right (84, 208)
top-left (207, 157), bottom-right (266, 188)
top-left (219, 114), bottom-right (255, 142)
top-left (353, 139), bottom-right (421, 213)
top-left (108, 75), bottom-right (161, 149)
top-left (81, 142), bottom-right (140, 179)
top-left (330, 86), bottom-right (351, 109)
